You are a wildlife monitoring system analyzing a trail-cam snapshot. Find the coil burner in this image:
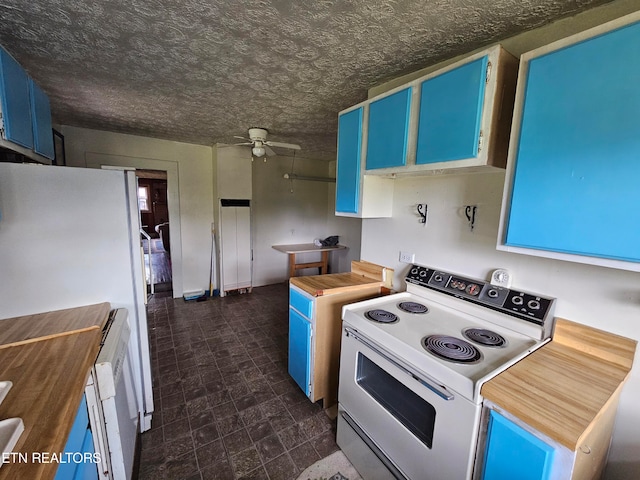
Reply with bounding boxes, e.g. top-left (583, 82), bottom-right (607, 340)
top-left (463, 328), bottom-right (507, 348)
top-left (398, 302), bottom-right (429, 314)
top-left (422, 335), bottom-right (482, 363)
top-left (365, 309), bottom-right (399, 324)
